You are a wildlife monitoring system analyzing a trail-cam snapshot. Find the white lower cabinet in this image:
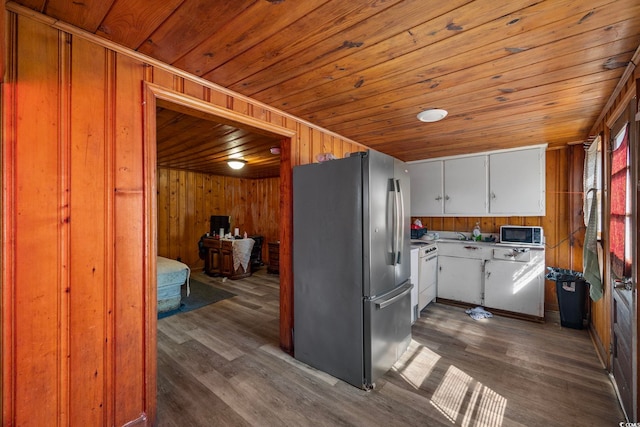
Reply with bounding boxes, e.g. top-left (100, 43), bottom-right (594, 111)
top-left (437, 256), bottom-right (484, 305)
top-left (484, 248), bottom-right (545, 317)
top-left (437, 241), bottom-right (545, 318)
